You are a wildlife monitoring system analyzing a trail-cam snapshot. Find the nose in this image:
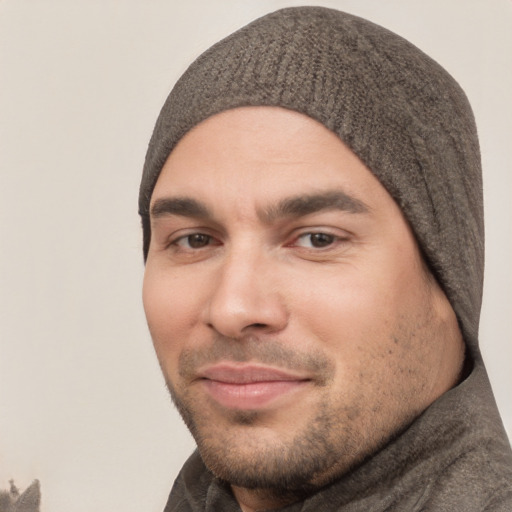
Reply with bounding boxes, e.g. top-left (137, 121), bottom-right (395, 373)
top-left (203, 250), bottom-right (288, 339)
